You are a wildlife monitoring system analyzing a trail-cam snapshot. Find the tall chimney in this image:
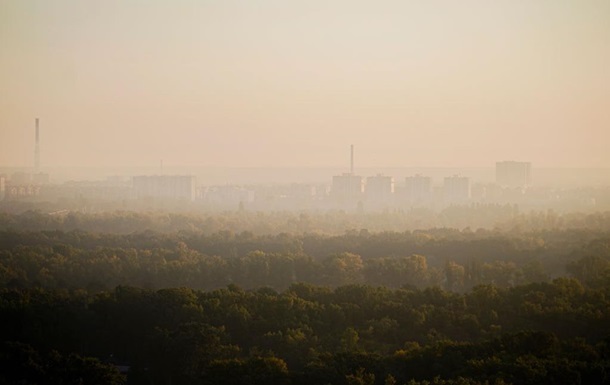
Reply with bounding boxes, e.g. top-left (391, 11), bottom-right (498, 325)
top-left (35, 118), bottom-right (40, 171)
top-left (350, 144), bottom-right (354, 175)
